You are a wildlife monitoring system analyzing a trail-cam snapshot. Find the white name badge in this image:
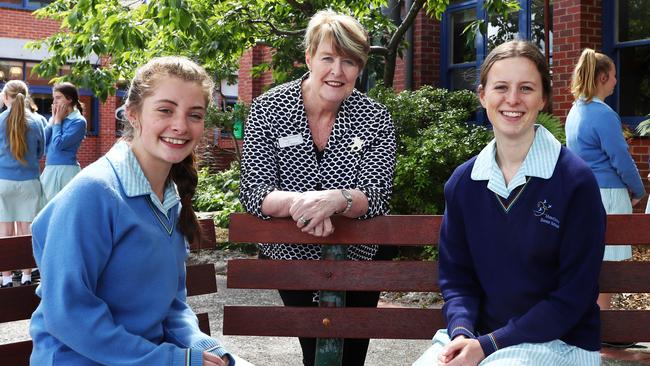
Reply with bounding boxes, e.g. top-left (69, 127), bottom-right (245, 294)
top-left (278, 134), bottom-right (304, 148)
